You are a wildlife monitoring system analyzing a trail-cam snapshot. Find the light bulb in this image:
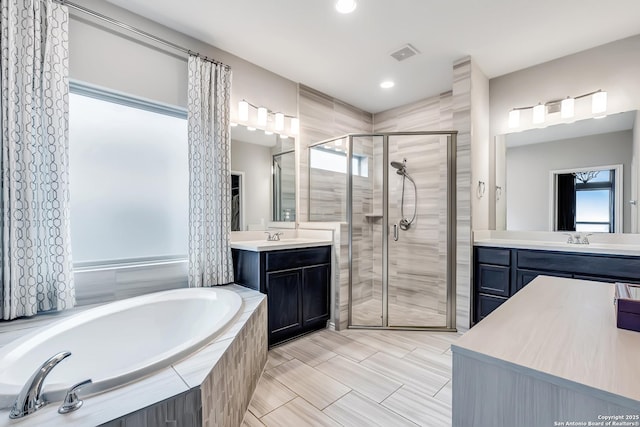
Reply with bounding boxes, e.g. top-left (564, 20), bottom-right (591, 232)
top-left (238, 100), bottom-right (249, 122)
top-left (275, 113), bottom-right (284, 131)
top-left (592, 91), bottom-right (607, 116)
top-left (508, 110), bottom-right (520, 128)
top-left (290, 118), bottom-right (299, 134)
top-left (561, 97), bottom-right (575, 118)
top-left (335, 0), bottom-right (357, 14)
top-left (257, 107), bottom-right (267, 126)
top-left (532, 104), bottom-right (545, 124)
top-left (247, 126), bottom-right (256, 131)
